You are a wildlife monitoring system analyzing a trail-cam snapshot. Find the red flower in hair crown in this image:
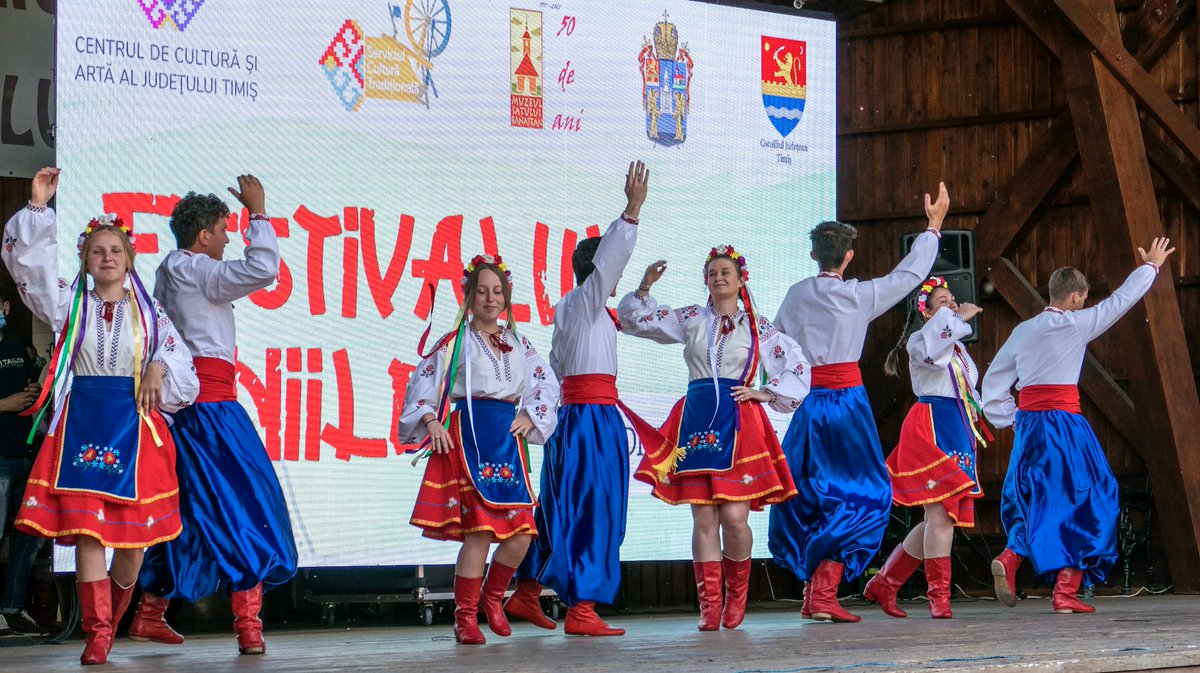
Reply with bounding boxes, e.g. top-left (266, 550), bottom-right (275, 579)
top-left (77, 214), bottom-right (135, 252)
top-left (917, 276), bottom-right (949, 314)
top-left (705, 244), bottom-right (749, 282)
top-left (462, 253), bottom-right (512, 289)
